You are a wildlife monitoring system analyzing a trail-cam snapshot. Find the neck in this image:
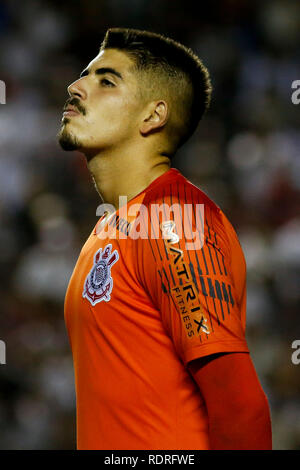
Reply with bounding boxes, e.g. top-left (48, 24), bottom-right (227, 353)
top-left (86, 144), bottom-right (171, 211)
